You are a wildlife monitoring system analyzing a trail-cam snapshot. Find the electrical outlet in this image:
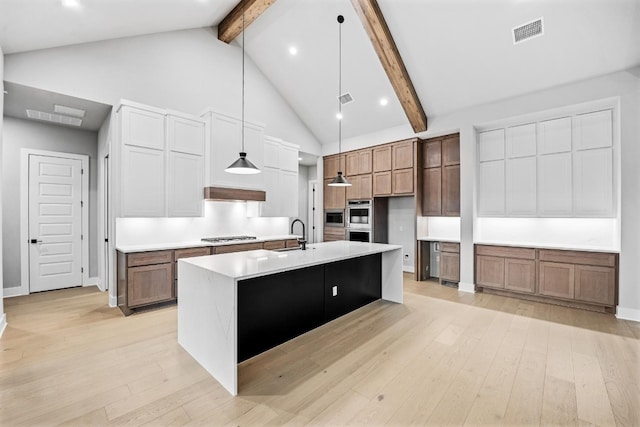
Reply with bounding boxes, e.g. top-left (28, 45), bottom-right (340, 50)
top-left (332, 285), bottom-right (338, 297)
